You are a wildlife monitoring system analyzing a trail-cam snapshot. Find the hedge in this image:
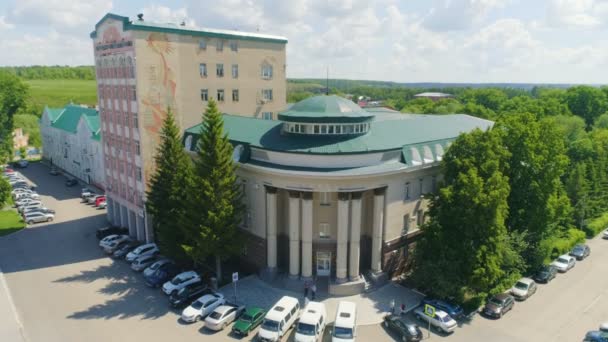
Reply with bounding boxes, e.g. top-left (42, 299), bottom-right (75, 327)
top-left (543, 228), bottom-right (586, 262)
top-left (584, 212), bottom-right (608, 238)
